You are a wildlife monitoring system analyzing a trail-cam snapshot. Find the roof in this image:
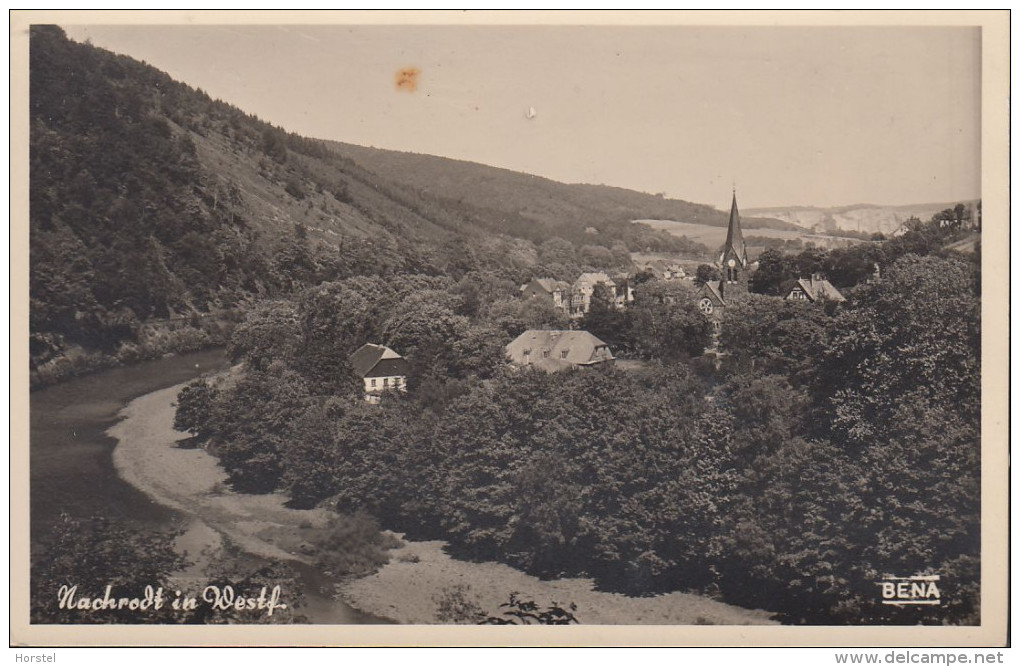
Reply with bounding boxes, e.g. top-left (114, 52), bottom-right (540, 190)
top-left (699, 281), bottom-right (726, 306)
top-left (535, 278), bottom-right (570, 292)
top-left (349, 343), bottom-right (410, 378)
top-left (642, 259), bottom-right (683, 272)
top-left (574, 272), bottom-right (615, 288)
top-left (505, 330), bottom-right (614, 371)
top-left (789, 277), bottom-right (846, 302)
top-left (521, 278), bottom-right (569, 294)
